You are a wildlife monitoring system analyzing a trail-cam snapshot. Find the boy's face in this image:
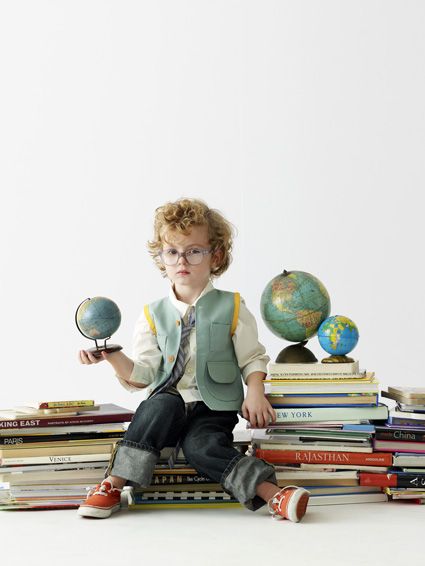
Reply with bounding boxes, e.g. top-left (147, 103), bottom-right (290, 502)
top-left (161, 225), bottom-right (218, 292)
